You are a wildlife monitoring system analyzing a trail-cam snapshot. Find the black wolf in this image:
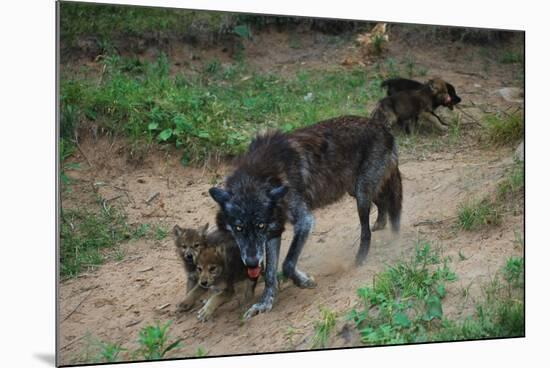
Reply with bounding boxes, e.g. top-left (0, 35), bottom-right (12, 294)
top-left (209, 116), bottom-right (402, 319)
top-left (380, 77), bottom-right (461, 132)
